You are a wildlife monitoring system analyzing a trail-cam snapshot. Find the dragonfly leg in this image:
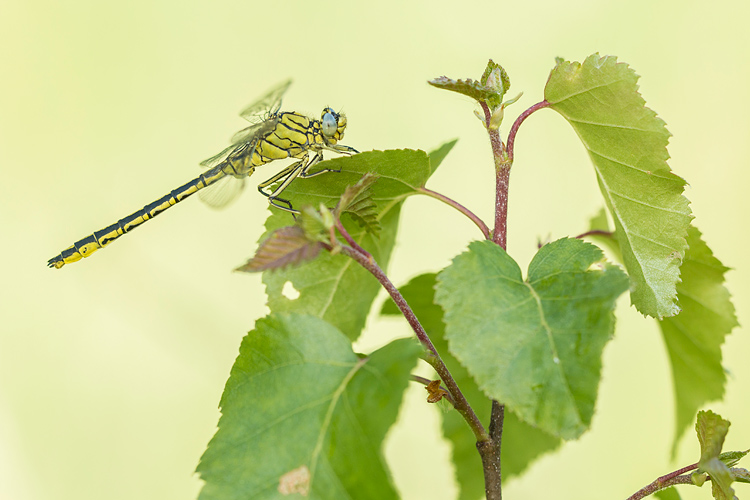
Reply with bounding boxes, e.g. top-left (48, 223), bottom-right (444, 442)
top-left (257, 156), bottom-right (309, 214)
top-left (298, 151), bottom-right (336, 178)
